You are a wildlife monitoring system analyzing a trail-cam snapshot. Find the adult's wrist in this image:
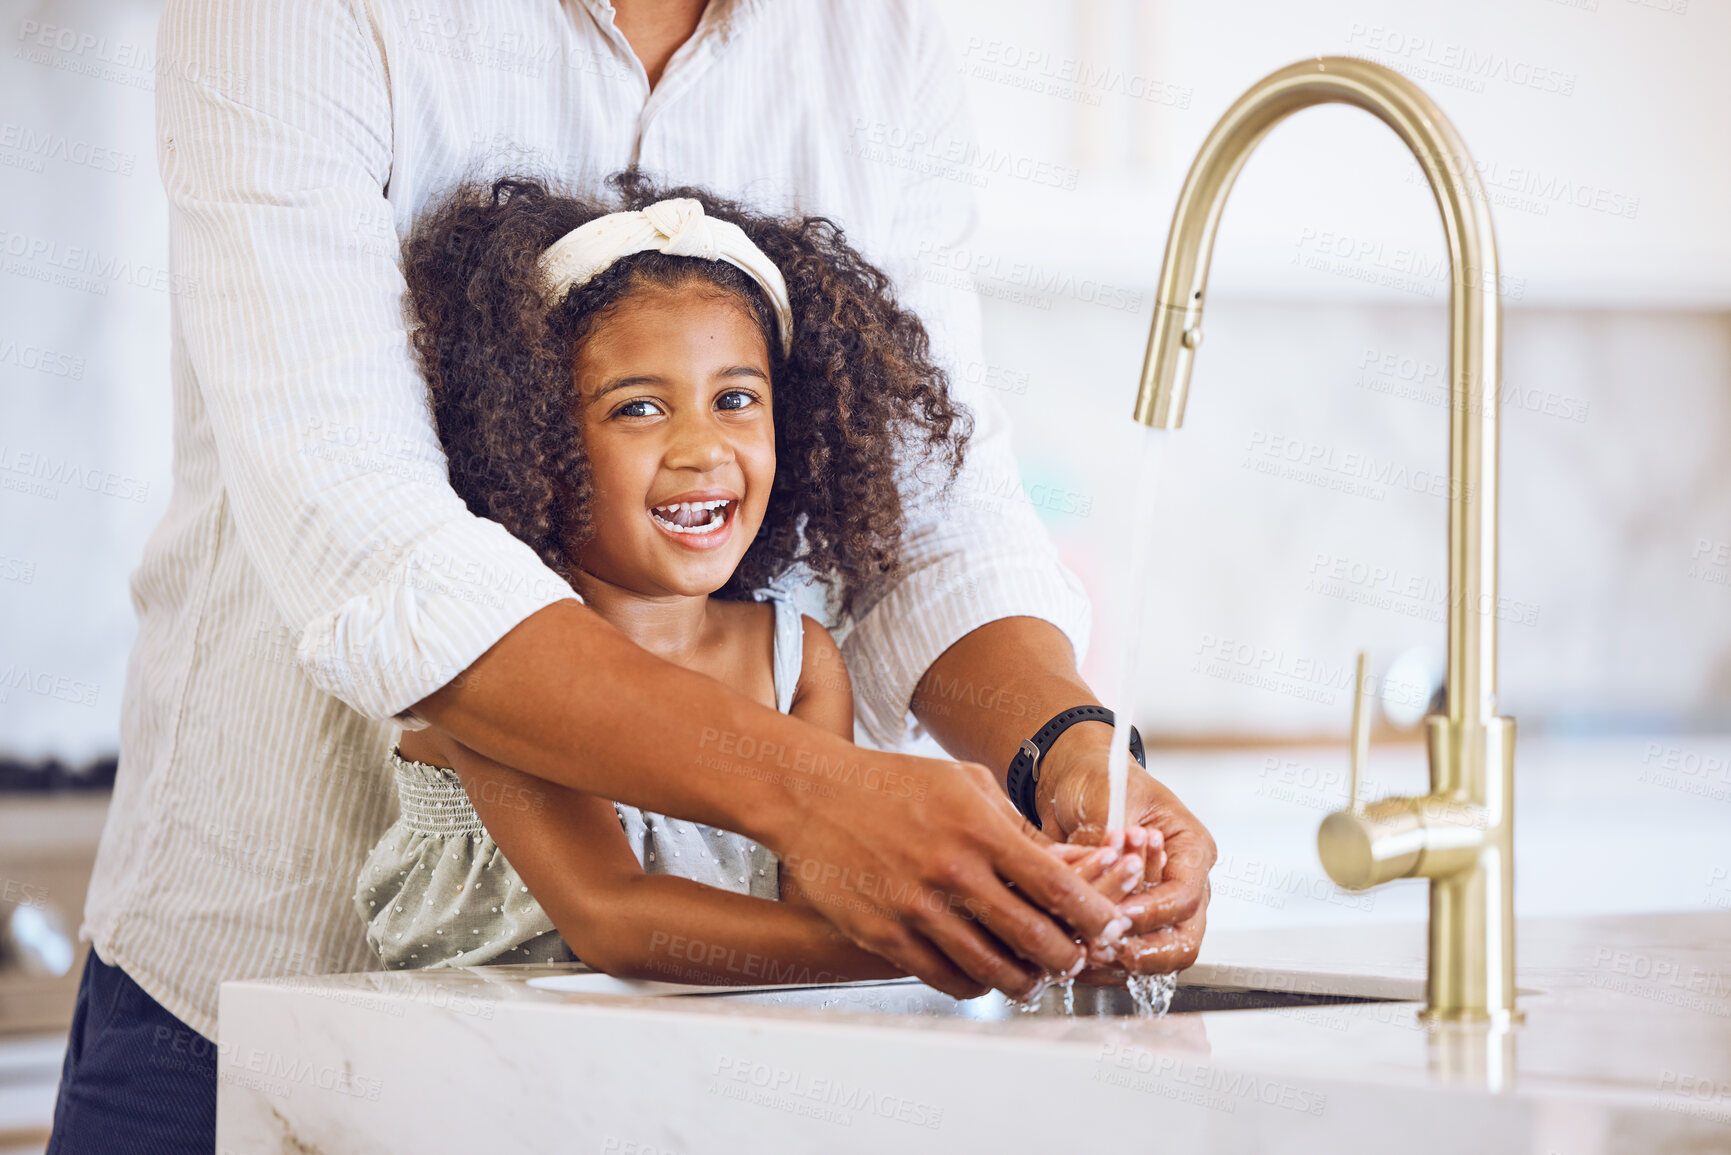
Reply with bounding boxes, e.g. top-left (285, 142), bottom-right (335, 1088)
top-left (737, 731), bottom-right (937, 855)
top-left (1034, 719), bottom-right (1116, 825)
